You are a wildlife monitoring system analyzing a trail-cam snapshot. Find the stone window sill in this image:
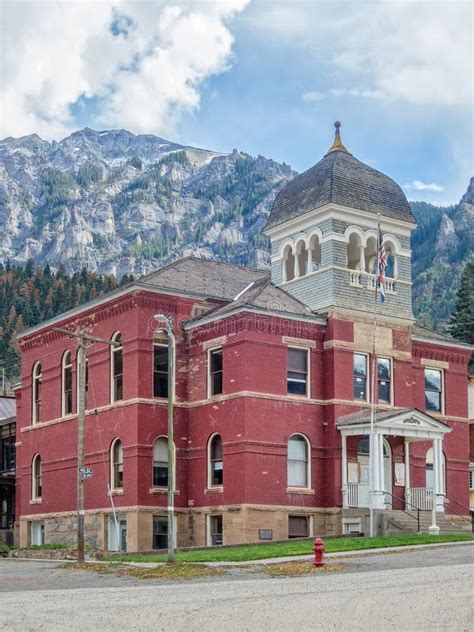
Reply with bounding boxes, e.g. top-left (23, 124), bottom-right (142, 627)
top-left (110, 489), bottom-right (124, 496)
top-left (205, 486), bottom-right (223, 494)
top-left (149, 488), bottom-right (180, 495)
top-left (286, 487), bottom-right (314, 495)
top-left (29, 498), bottom-right (42, 505)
